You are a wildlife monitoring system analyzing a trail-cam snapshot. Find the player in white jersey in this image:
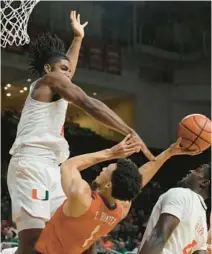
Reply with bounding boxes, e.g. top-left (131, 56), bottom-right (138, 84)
top-left (7, 11), bottom-right (154, 254)
top-left (207, 213), bottom-right (212, 253)
top-left (139, 163), bottom-right (211, 254)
